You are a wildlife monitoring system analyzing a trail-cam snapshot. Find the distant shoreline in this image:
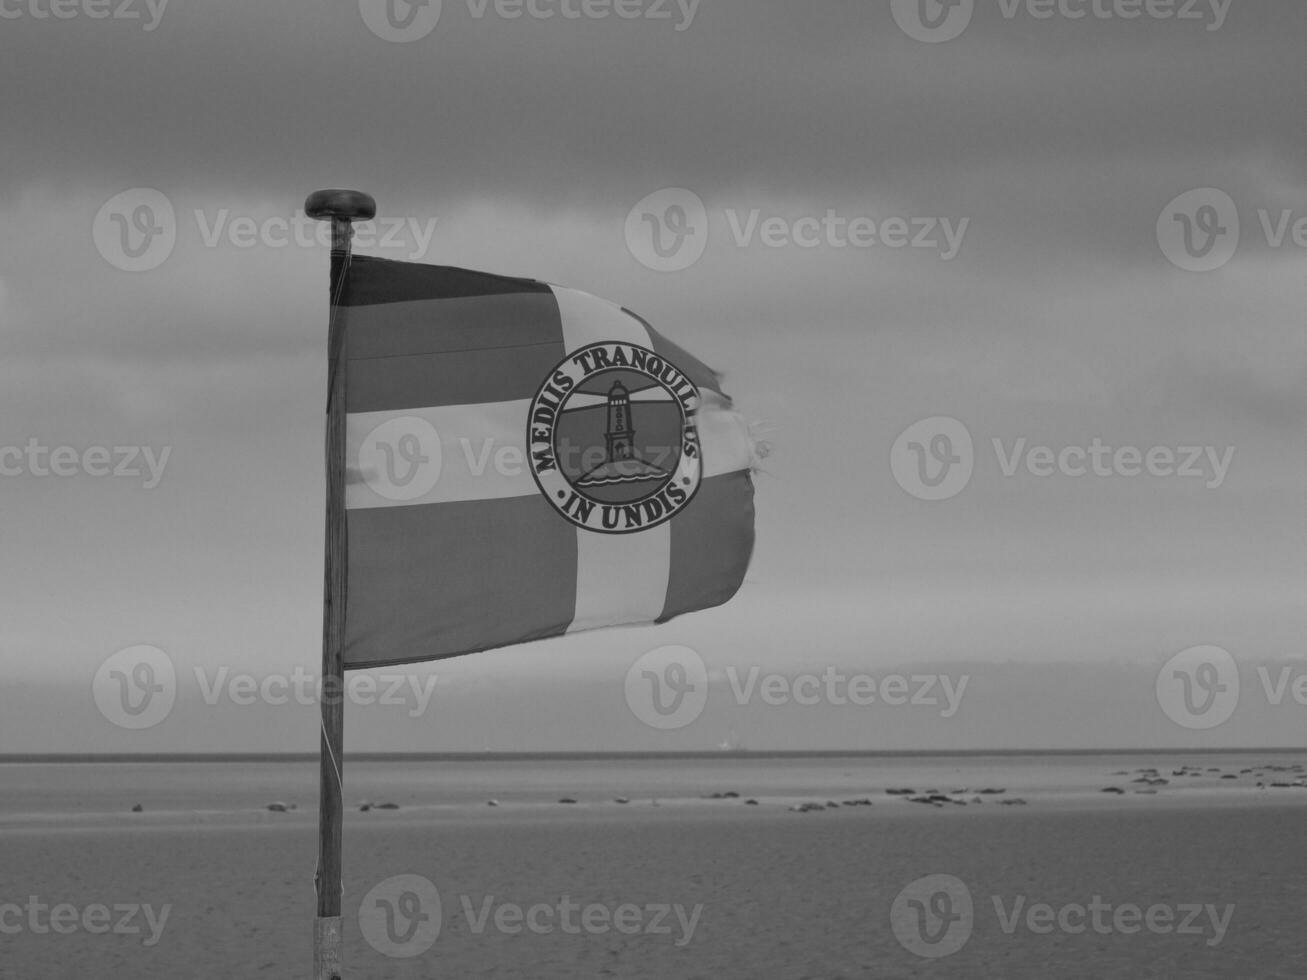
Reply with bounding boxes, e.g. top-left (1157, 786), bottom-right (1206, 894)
top-left (1, 748), bottom-right (1304, 764)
